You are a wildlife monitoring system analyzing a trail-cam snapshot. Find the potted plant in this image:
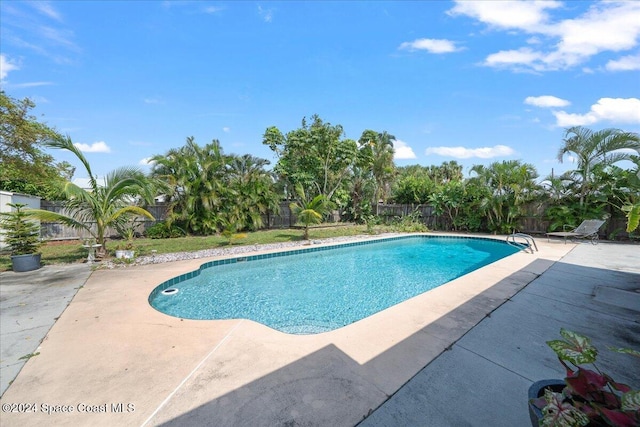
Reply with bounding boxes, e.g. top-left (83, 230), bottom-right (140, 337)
top-left (113, 243), bottom-right (125, 259)
top-left (117, 226), bottom-right (136, 259)
top-left (0, 203), bottom-right (43, 272)
top-left (528, 328), bottom-right (640, 427)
